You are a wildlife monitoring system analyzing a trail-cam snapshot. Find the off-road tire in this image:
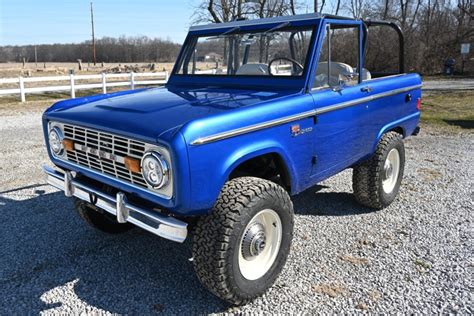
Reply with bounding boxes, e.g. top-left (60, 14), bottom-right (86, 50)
top-left (192, 177), bottom-right (294, 305)
top-left (353, 131), bottom-right (405, 209)
top-left (74, 198), bottom-right (134, 234)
